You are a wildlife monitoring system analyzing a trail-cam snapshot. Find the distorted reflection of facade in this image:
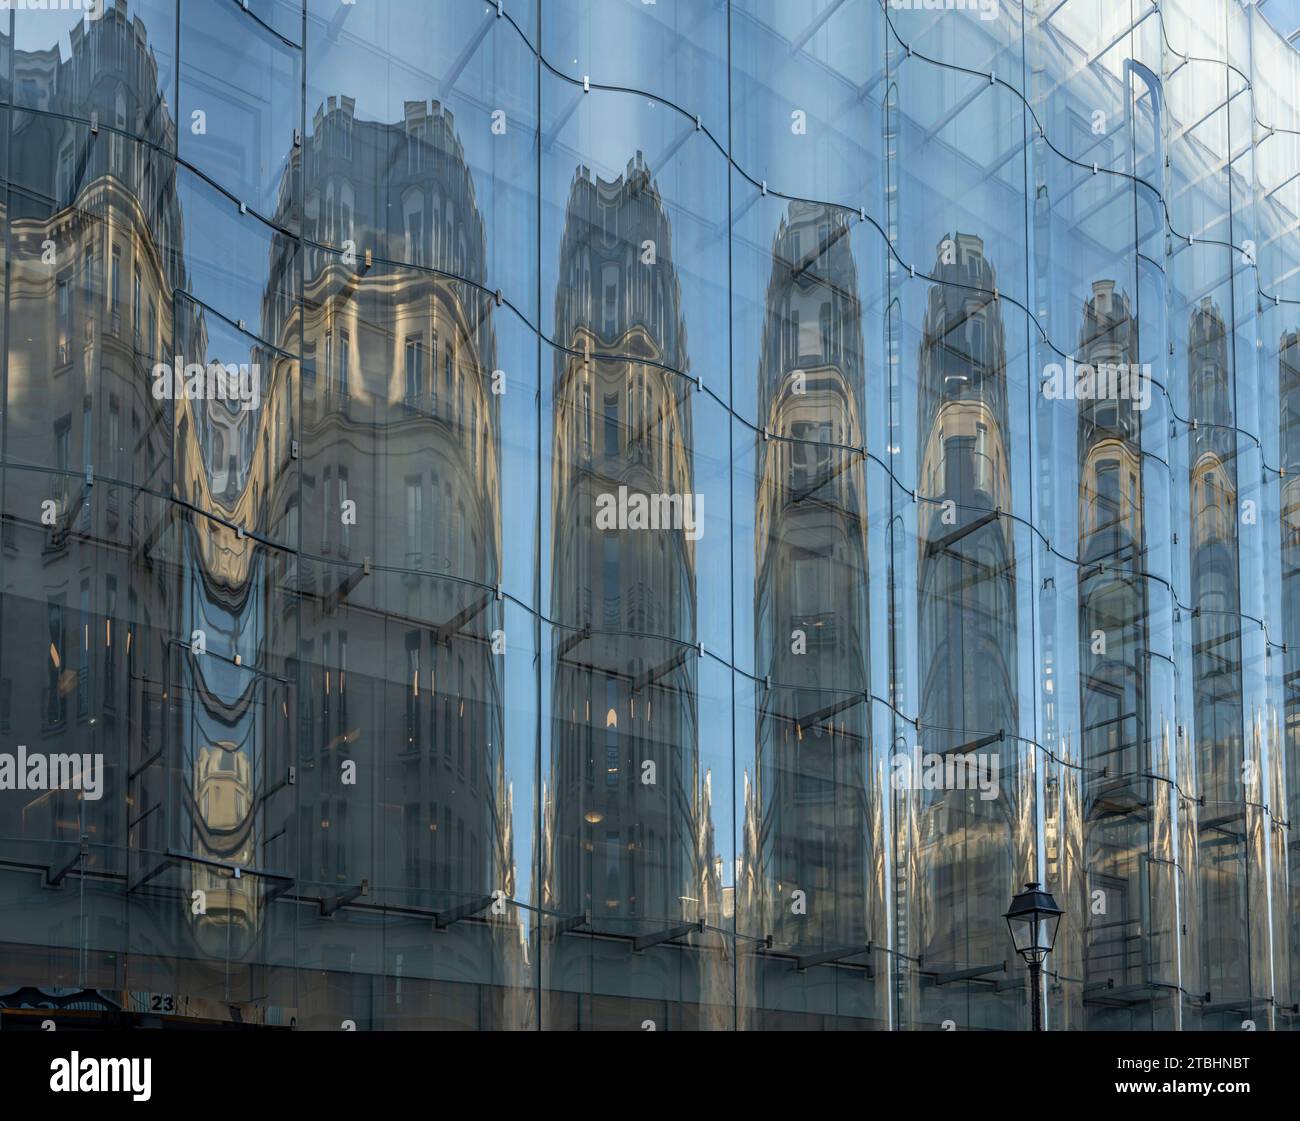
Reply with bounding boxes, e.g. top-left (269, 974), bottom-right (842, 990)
top-left (1186, 298), bottom-right (1250, 1020)
top-left (910, 233), bottom-right (1021, 1029)
top-left (1072, 280), bottom-right (1154, 1026)
top-left (543, 153), bottom-right (724, 1027)
top-left (741, 201), bottom-right (879, 1027)
top-left (280, 92), bottom-right (524, 1026)
top-left (1, 3), bottom-right (190, 999)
